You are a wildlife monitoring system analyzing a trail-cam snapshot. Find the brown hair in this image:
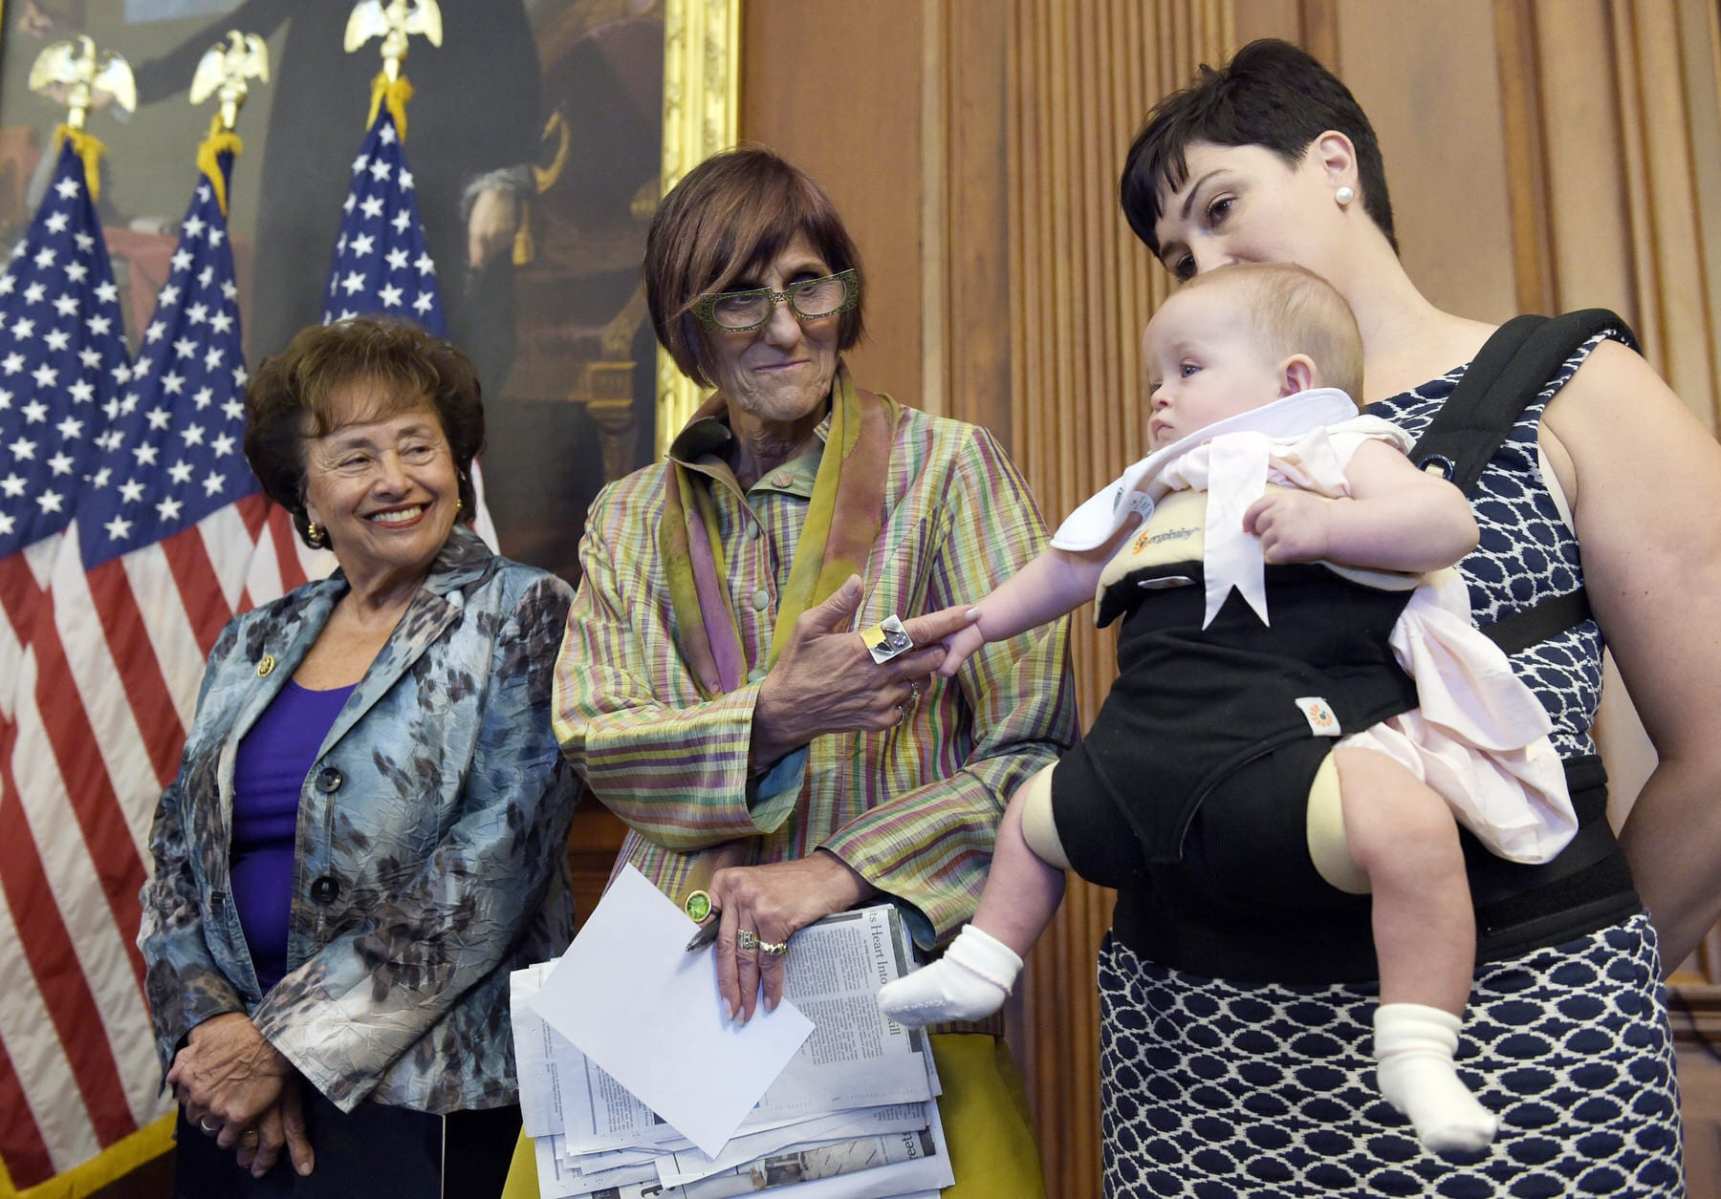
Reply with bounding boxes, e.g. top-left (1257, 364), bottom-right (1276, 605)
top-left (1179, 263), bottom-right (1364, 402)
top-left (244, 317), bottom-right (484, 547)
top-left (645, 146), bottom-right (865, 388)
